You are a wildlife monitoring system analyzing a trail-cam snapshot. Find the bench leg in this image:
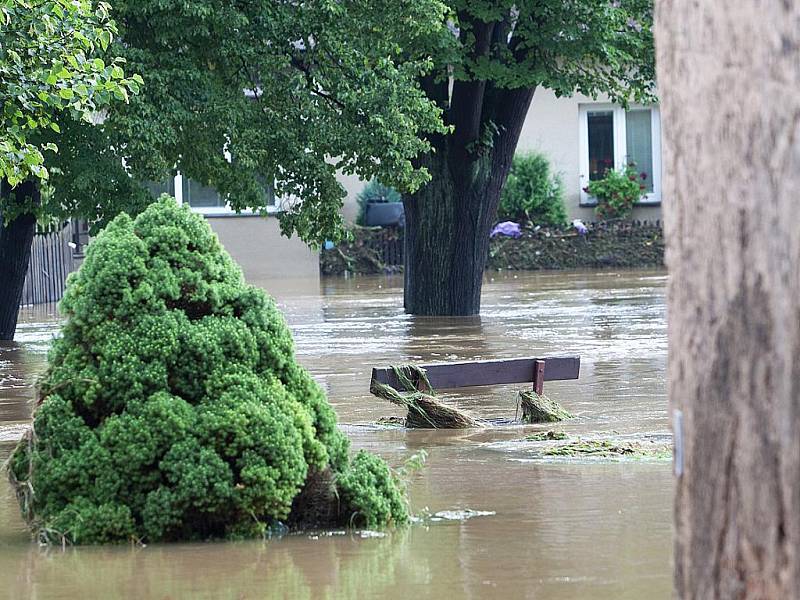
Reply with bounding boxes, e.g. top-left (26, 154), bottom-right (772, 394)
top-left (533, 360), bottom-right (545, 396)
